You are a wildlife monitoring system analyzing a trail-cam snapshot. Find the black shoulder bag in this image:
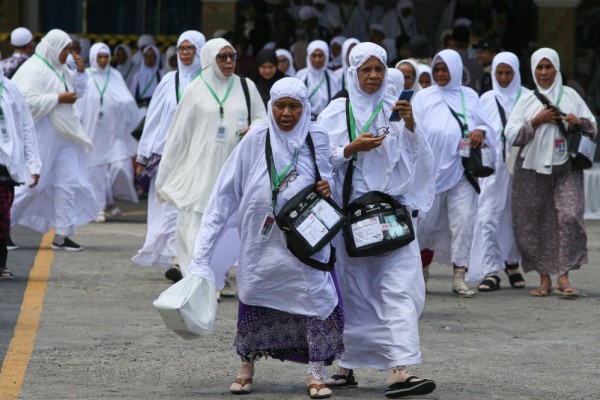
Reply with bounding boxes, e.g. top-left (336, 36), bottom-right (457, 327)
top-left (533, 89), bottom-right (596, 170)
top-left (265, 131), bottom-right (345, 271)
top-left (341, 98), bottom-right (416, 258)
top-left (495, 98), bottom-right (508, 162)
